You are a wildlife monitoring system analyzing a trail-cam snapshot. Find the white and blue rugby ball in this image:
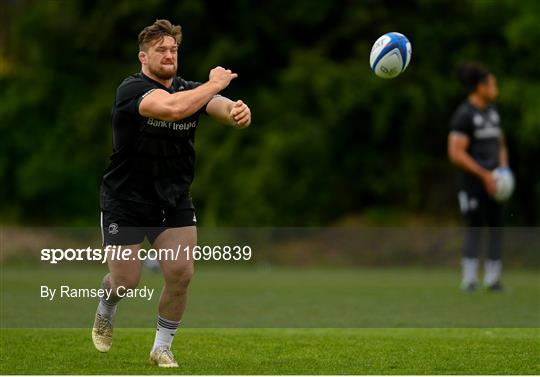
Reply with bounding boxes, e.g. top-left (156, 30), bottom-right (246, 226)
top-left (370, 32), bottom-right (412, 79)
top-left (492, 167), bottom-right (515, 202)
